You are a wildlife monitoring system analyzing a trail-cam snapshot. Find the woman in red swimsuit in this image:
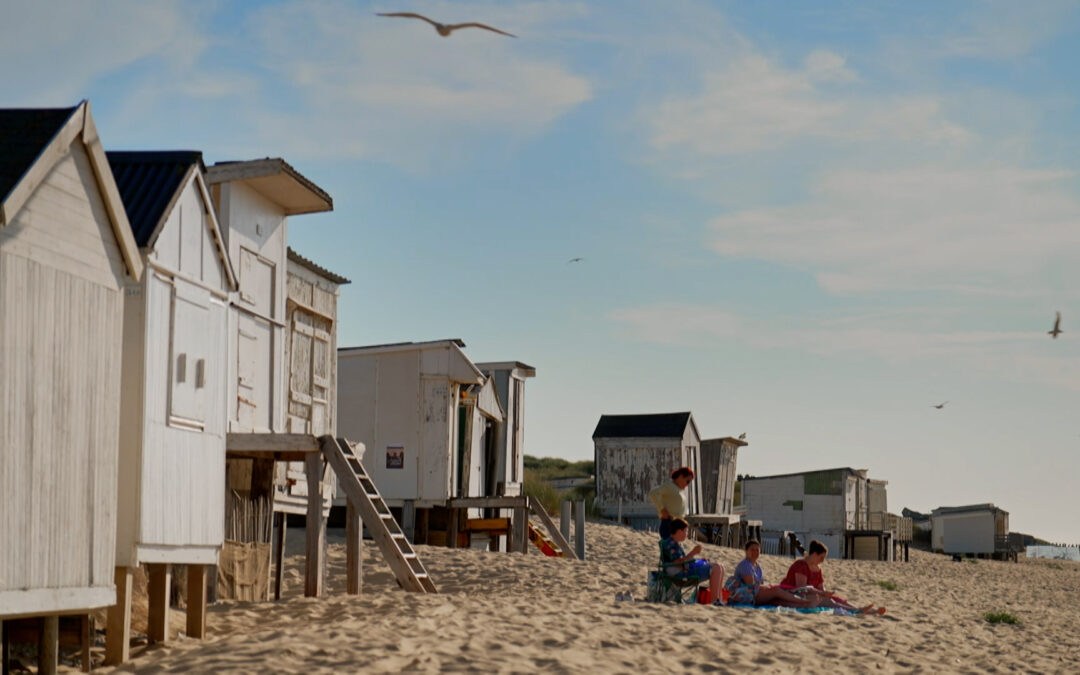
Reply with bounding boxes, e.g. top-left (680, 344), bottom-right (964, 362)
top-left (780, 540), bottom-right (886, 615)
